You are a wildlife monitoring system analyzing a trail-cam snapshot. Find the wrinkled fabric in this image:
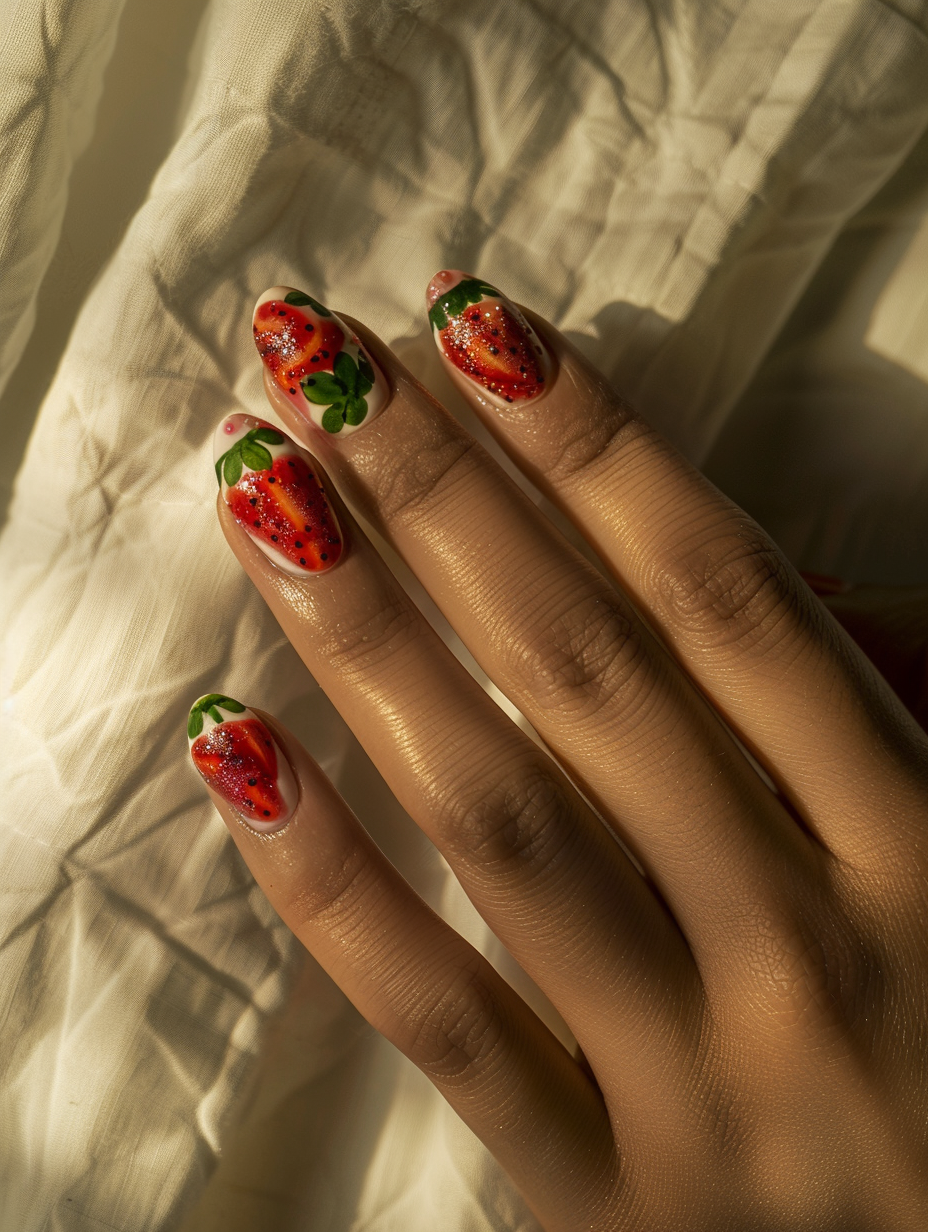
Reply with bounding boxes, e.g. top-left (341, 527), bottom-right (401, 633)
top-left (1, 1), bottom-right (927, 1229)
